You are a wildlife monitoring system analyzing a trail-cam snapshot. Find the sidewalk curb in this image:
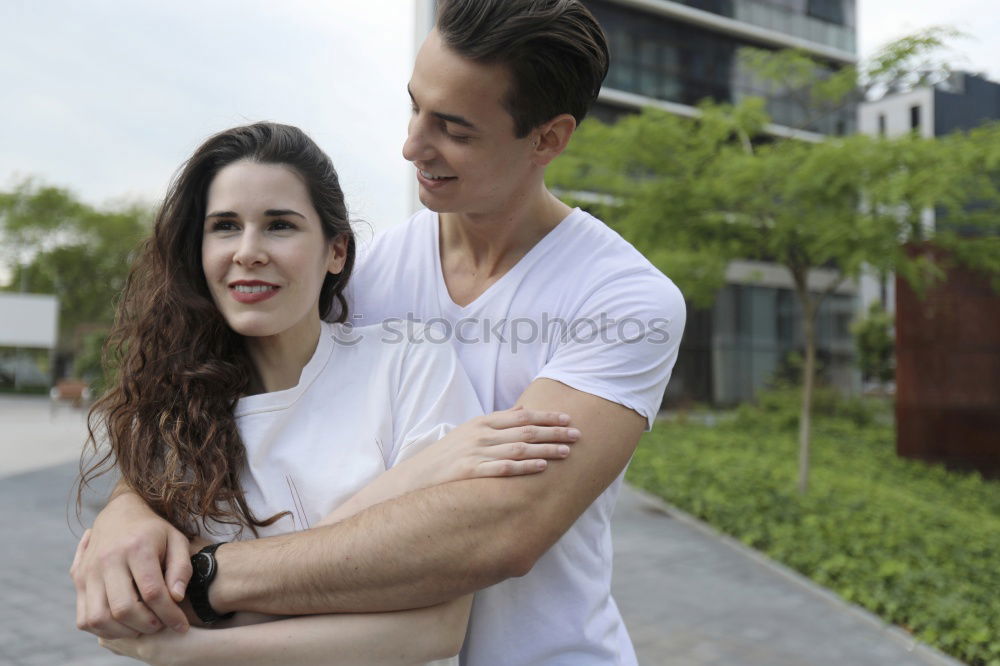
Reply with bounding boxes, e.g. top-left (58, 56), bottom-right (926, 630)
top-left (625, 484), bottom-right (967, 666)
